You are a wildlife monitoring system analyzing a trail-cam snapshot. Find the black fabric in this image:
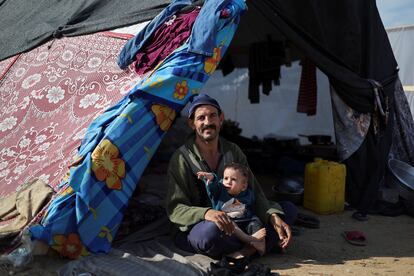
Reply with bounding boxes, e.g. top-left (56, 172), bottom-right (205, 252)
top-left (250, 0), bottom-right (398, 113)
top-left (219, 54), bottom-right (236, 76)
top-left (0, 0), bottom-right (170, 61)
top-left (248, 41), bottom-right (283, 103)
top-left (248, 78), bottom-right (260, 103)
top-left (390, 79), bottom-right (414, 165)
top-left (344, 95), bottom-right (395, 214)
